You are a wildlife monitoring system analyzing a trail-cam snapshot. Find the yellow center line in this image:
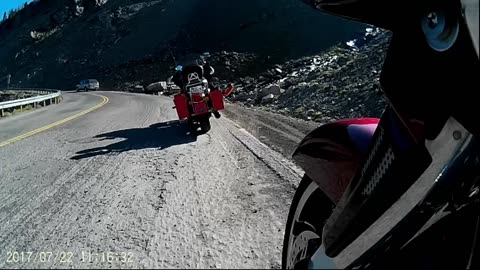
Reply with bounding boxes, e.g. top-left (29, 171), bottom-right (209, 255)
top-left (0, 94), bottom-right (109, 148)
